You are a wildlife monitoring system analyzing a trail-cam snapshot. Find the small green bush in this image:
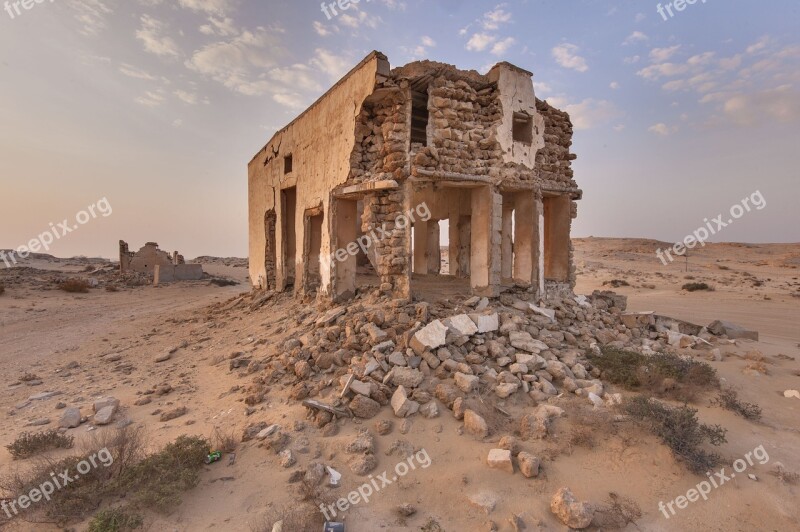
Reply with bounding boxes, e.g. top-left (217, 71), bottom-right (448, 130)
top-left (6, 429), bottom-right (74, 459)
top-left (682, 282), bottom-right (713, 292)
top-left (588, 347), bottom-right (718, 394)
top-left (59, 278), bottom-right (90, 293)
top-left (88, 507), bottom-right (143, 532)
top-left (113, 435), bottom-right (209, 514)
top-left (624, 396), bottom-right (726, 473)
